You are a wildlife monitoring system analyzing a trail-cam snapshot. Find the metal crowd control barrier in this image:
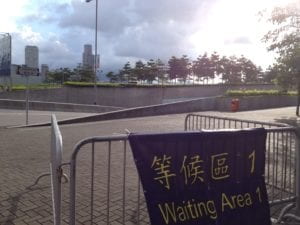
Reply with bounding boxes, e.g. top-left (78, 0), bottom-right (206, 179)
top-left (184, 113), bottom-right (288, 130)
top-left (184, 113), bottom-right (300, 223)
top-left (50, 113), bottom-right (300, 224)
top-left (29, 115), bottom-right (66, 225)
top-left (50, 114), bottom-right (63, 225)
